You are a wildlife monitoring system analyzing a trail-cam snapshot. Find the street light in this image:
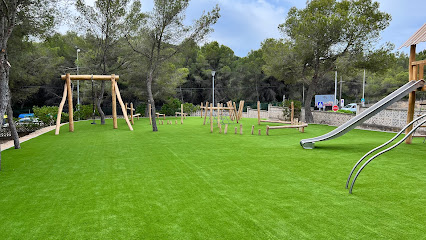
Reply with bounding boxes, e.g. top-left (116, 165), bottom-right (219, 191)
top-left (211, 70), bottom-right (216, 105)
top-left (362, 69), bottom-right (366, 107)
top-left (76, 48), bottom-right (81, 119)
